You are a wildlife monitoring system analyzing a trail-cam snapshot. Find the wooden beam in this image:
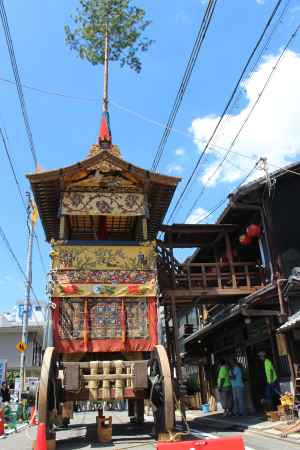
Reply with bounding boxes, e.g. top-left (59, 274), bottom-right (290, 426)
top-left (164, 287), bottom-right (256, 298)
top-left (241, 309), bottom-right (281, 317)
